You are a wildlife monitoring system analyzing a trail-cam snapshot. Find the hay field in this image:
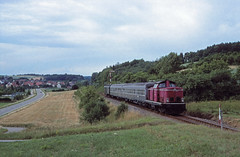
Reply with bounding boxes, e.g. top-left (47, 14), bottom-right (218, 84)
top-left (0, 91), bottom-right (79, 128)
